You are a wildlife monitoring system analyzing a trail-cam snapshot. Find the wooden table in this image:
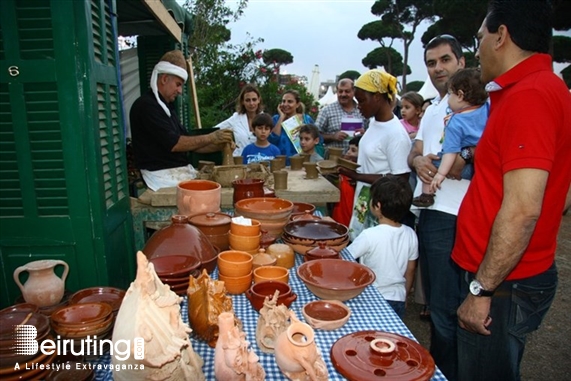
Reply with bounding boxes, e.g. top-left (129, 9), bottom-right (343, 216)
top-left (131, 169), bottom-right (340, 250)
